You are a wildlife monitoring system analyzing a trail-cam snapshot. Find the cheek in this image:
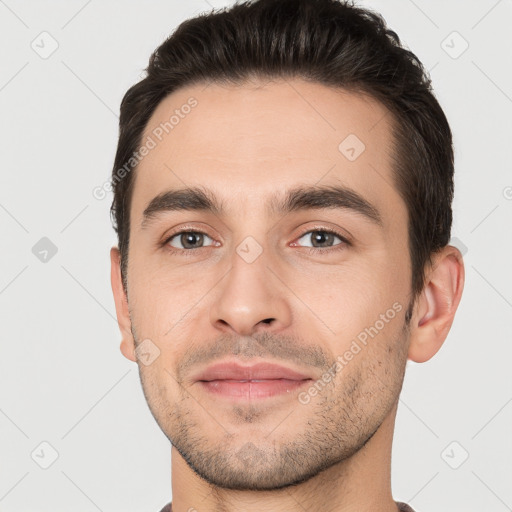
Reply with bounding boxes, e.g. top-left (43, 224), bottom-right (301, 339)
top-left (305, 269), bottom-right (407, 371)
top-left (138, 361), bottom-right (180, 425)
top-left (128, 260), bottom-right (209, 335)
top-left (294, 263), bottom-right (393, 336)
